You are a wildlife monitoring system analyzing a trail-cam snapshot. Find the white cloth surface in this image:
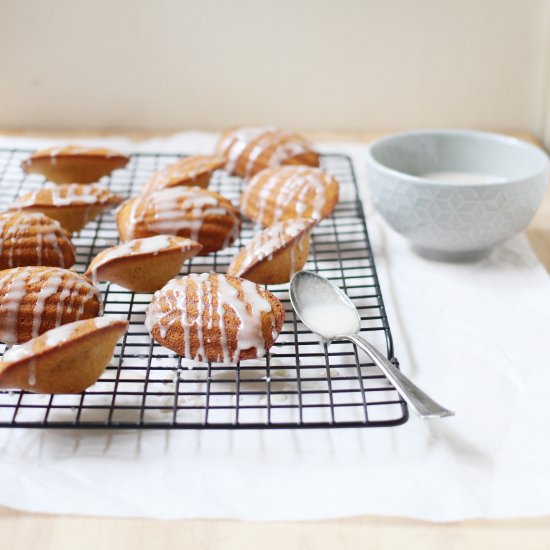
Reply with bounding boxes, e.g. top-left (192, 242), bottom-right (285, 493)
top-left (0, 132), bottom-right (549, 521)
